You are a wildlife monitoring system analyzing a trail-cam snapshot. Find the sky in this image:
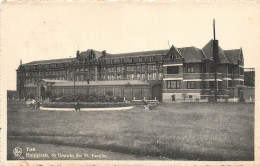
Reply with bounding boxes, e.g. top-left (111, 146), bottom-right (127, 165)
top-left (1, 1), bottom-right (260, 90)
